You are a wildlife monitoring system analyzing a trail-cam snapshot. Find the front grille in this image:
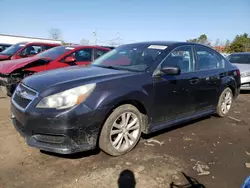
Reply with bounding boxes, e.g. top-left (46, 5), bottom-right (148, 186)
top-left (13, 94), bottom-right (31, 109)
top-left (12, 84), bottom-right (37, 110)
